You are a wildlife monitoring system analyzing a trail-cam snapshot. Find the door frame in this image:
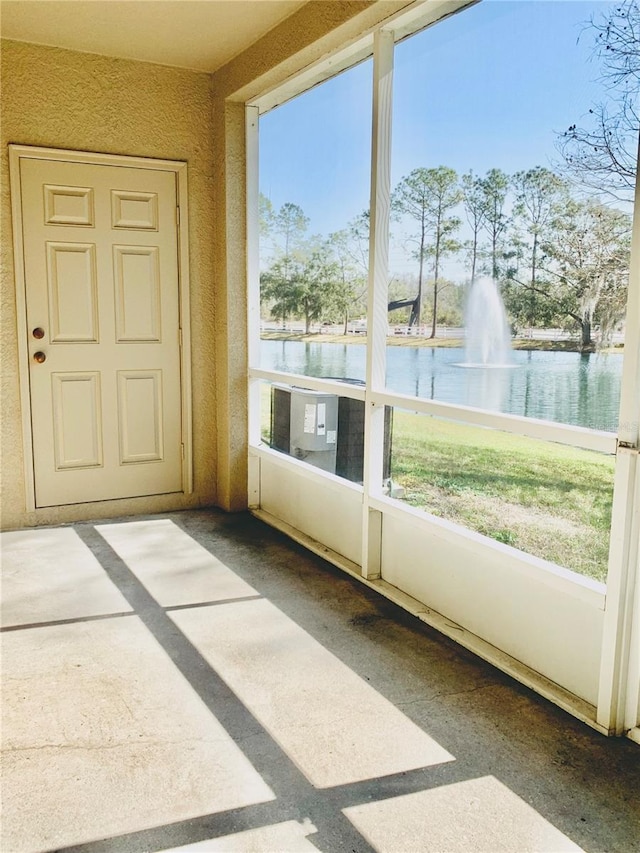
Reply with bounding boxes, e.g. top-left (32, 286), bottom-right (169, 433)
top-left (9, 145), bottom-right (193, 511)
